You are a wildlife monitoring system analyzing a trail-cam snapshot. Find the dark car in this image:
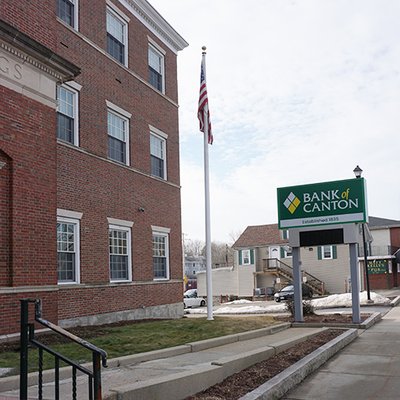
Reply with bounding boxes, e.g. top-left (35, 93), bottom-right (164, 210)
top-left (274, 284), bottom-right (313, 302)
